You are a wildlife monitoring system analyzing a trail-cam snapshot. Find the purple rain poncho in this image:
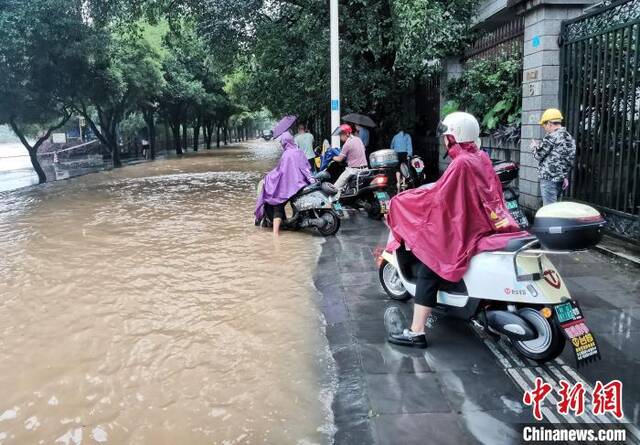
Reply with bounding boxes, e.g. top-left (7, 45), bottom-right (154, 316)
top-left (255, 131), bottom-right (314, 219)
